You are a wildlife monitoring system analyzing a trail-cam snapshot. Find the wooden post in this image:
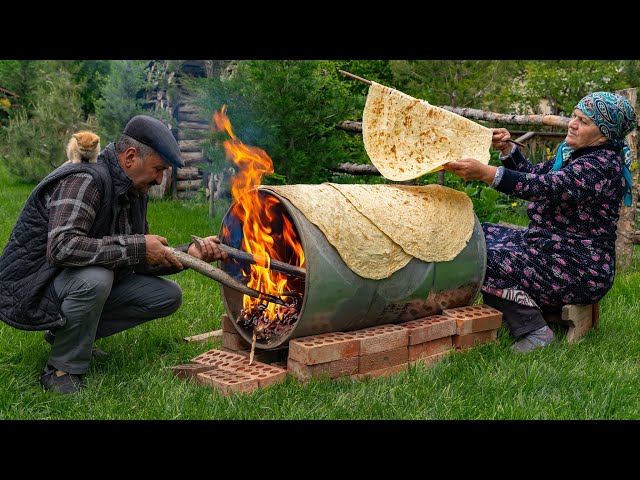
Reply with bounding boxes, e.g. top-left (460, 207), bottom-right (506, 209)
top-left (615, 88), bottom-right (638, 271)
top-left (208, 172), bottom-right (215, 218)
